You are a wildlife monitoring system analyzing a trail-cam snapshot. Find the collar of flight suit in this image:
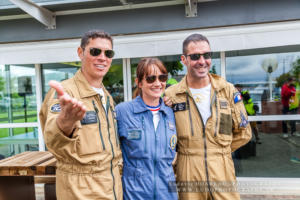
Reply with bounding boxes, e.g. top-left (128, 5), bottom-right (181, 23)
top-left (73, 69), bottom-right (109, 99)
top-left (174, 73), bottom-right (227, 95)
top-left (132, 95), bottom-right (169, 115)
